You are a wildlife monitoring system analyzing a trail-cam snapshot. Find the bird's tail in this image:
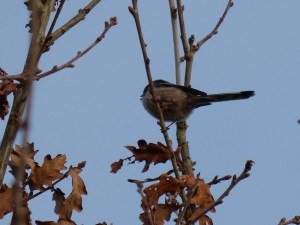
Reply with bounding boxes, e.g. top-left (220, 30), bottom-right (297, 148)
top-left (194, 91), bottom-right (255, 107)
